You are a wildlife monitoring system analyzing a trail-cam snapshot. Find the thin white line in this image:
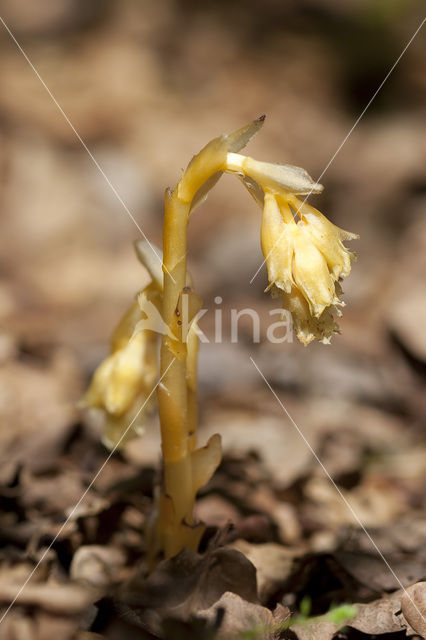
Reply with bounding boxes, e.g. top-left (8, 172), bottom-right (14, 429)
top-left (249, 15), bottom-right (426, 284)
top-left (0, 359), bottom-right (175, 626)
top-left (0, 15), bottom-right (170, 278)
top-left (250, 356), bottom-right (426, 623)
